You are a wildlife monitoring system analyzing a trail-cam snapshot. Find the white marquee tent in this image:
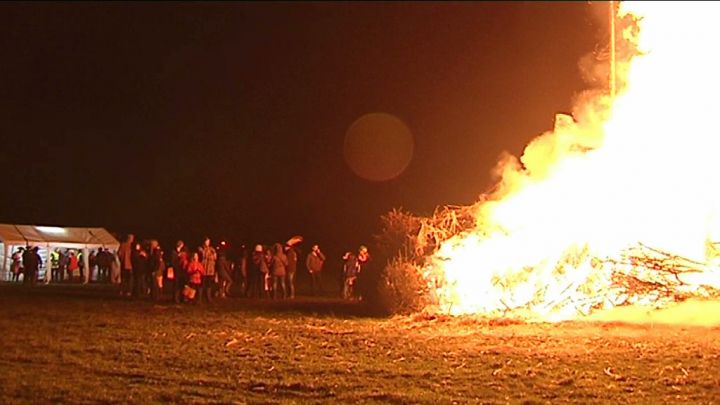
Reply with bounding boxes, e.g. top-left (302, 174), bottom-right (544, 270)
top-left (0, 224), bottom-right (120, 283)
